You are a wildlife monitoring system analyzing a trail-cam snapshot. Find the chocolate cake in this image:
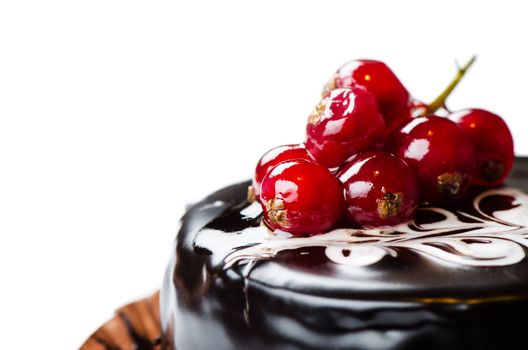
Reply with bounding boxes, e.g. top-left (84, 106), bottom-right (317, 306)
top-left (156, 56), bottom-right (521, 349)
top-left (160, 157), bottom-right (528, 350)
